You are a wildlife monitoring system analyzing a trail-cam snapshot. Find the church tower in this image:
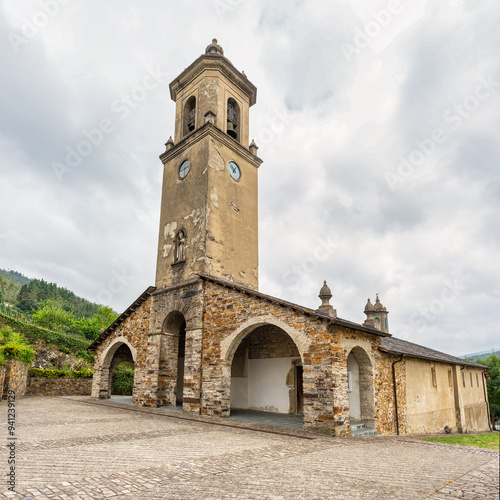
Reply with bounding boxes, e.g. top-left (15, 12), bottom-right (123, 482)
top-left (155, 39), bottom-right (262, 290)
